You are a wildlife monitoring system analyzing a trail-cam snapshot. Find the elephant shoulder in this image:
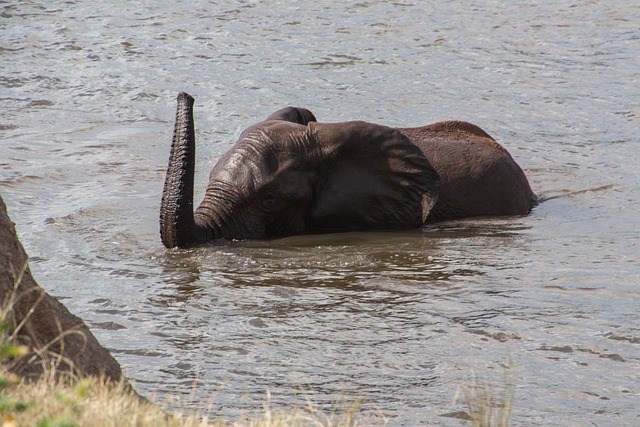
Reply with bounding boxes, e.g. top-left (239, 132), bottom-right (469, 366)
top-left (414, 120), bottom-right (509, 155)
top-left (425, 120), bottom-right (494, 140)
top-left (265, 107), bottom-right (317, 125)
